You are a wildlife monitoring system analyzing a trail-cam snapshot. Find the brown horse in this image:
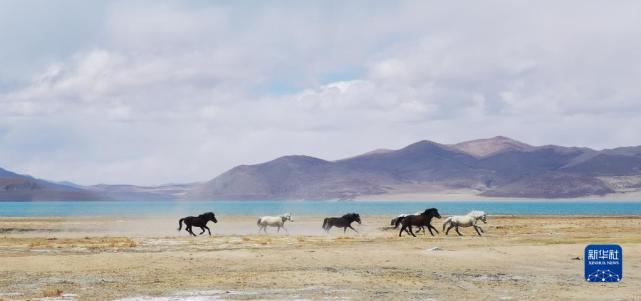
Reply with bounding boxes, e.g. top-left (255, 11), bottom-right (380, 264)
top-left (178, 212), bottom-right (218, 236)
top-left (396, 208), bottom-right (441, 237)
top-left (322, 213), bottom-right (361, 233)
